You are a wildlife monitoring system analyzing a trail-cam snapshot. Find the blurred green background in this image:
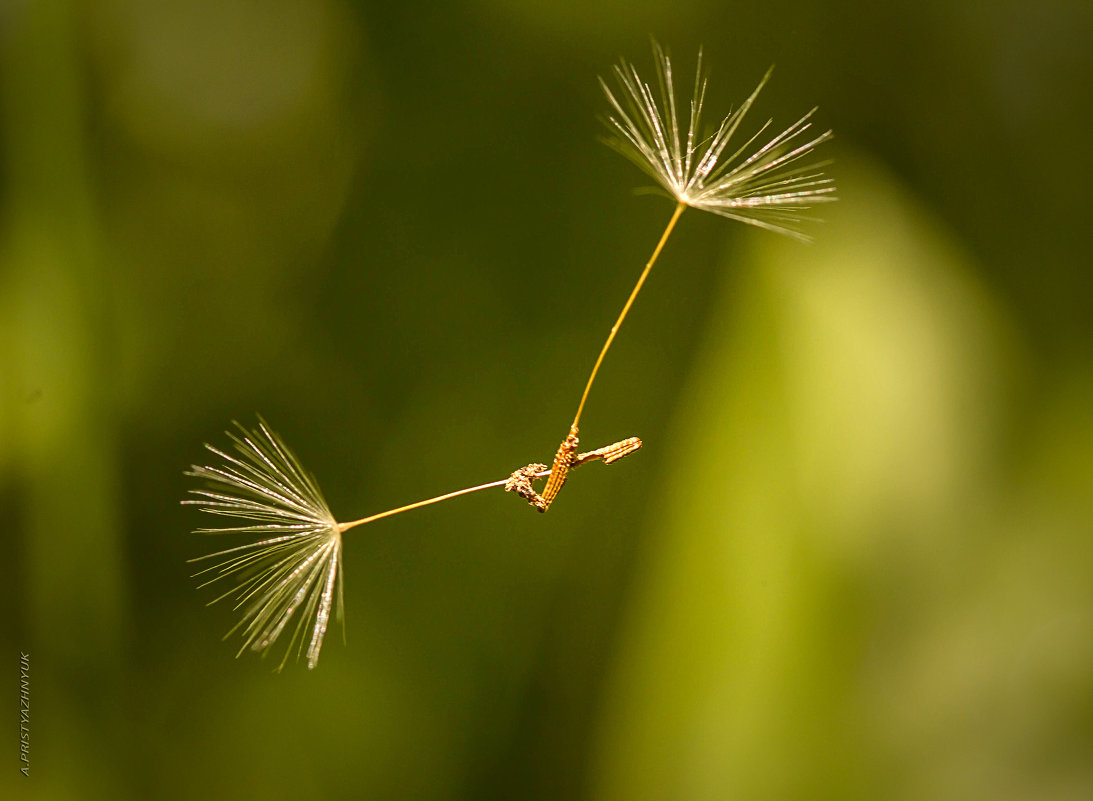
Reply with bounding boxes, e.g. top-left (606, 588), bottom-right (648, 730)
top-left (3, 1), bottom-right (1092, 799)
